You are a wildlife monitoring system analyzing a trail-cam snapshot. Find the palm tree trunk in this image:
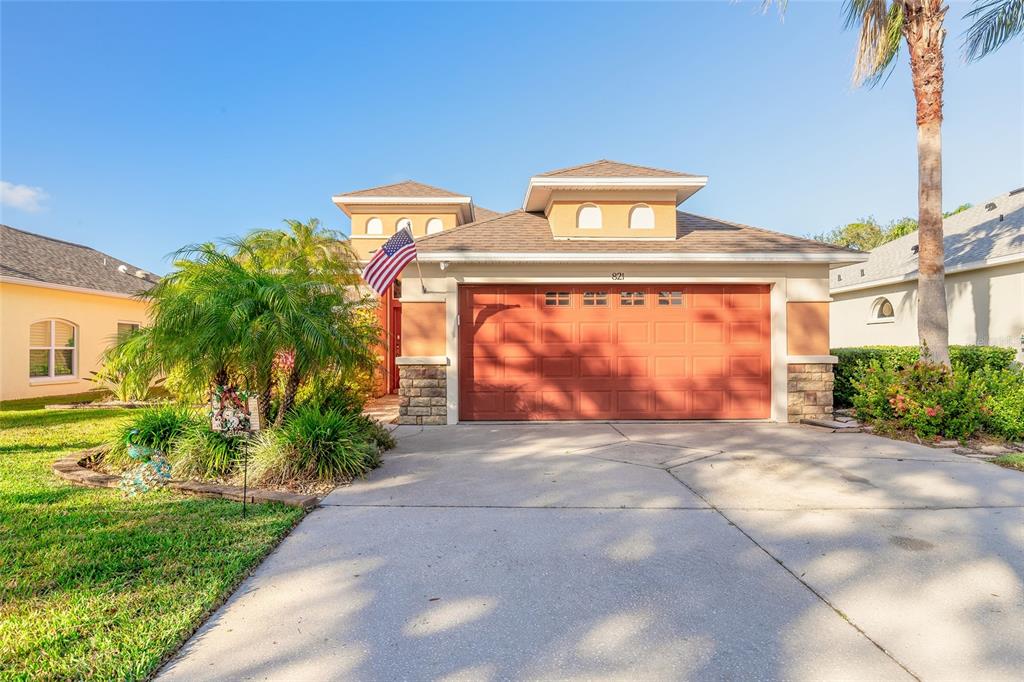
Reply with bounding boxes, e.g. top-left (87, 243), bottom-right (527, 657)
top-left (274, 365), bottom-right (301, 427)
top-left (905, 0), bottom-right (950, 366)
